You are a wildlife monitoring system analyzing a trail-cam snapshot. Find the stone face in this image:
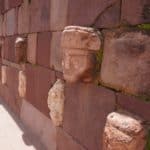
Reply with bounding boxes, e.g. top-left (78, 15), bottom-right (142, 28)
top-left (57, 128), bottom-right (86, 150)
top-left (30, 0), bottom-right (50, 32)
top-left (6, 8), bottom-right (18, 36)
top-left (117, 93), bottom-right (150, 122)
top-left (18, 0), bottom-right (30, 34)
top-left (47, 79), bottom-right (65, 126)
top-left (25, 64), bottom-right (56, 117)
top-left (100, 30), bottom-right (150, 97)
top-left (50, 32), bottom-right (62, 72)
top-left (1, 65), bottom-right (7, 85)
top-left (63, 83), bottom-right (116, 150)
top-left (37, 32), bottom-right (51, 68)
top-left (20, 100), bottom-right (56, 150)
top-left (27, 33), bottom-right (37, 64)
top-left (103, 112), bottom-right (147, 150)
top-left (0, 15), bottom-right (3, 36)
top-left (61, 26), bottom-right (101, 83)
top-left (18, 71), bottom-right (26, 98)
top-left (121, 0), bottom-right (150, 25)
top-left (50, 0), bottom-right (68, 30)
top-left (15, 37), bottom-right (27, 63)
